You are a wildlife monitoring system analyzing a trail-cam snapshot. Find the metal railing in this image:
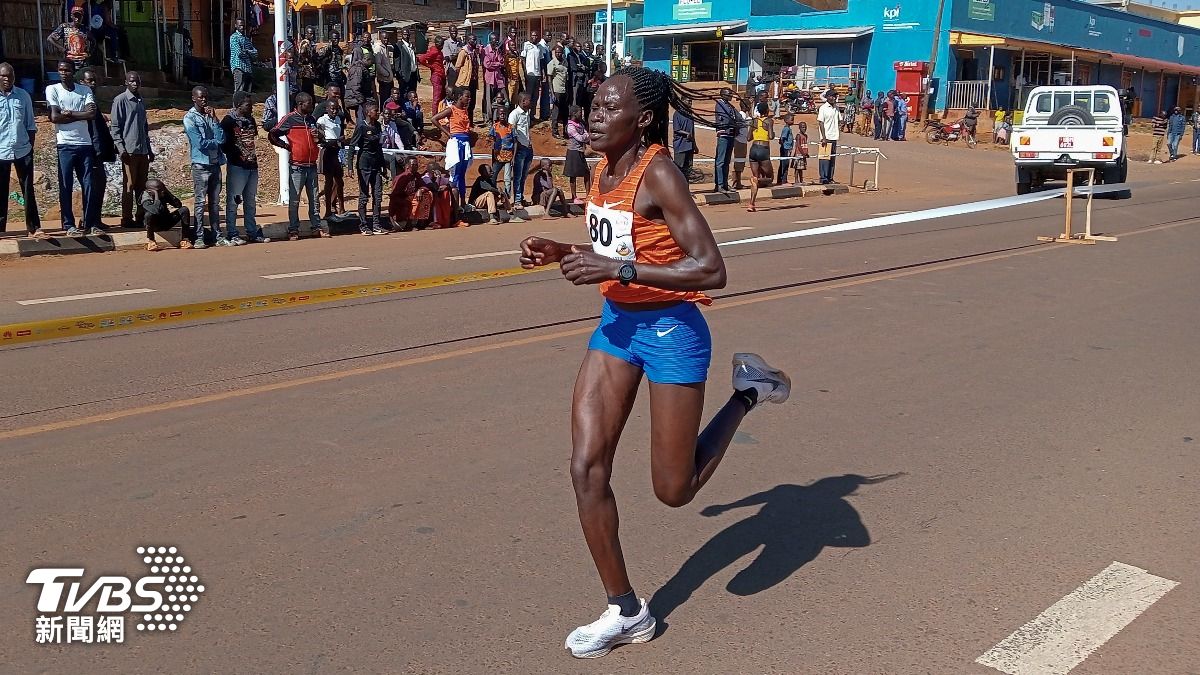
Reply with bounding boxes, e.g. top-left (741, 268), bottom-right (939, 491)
top-left (947, 80), bottom-right (988, 110)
